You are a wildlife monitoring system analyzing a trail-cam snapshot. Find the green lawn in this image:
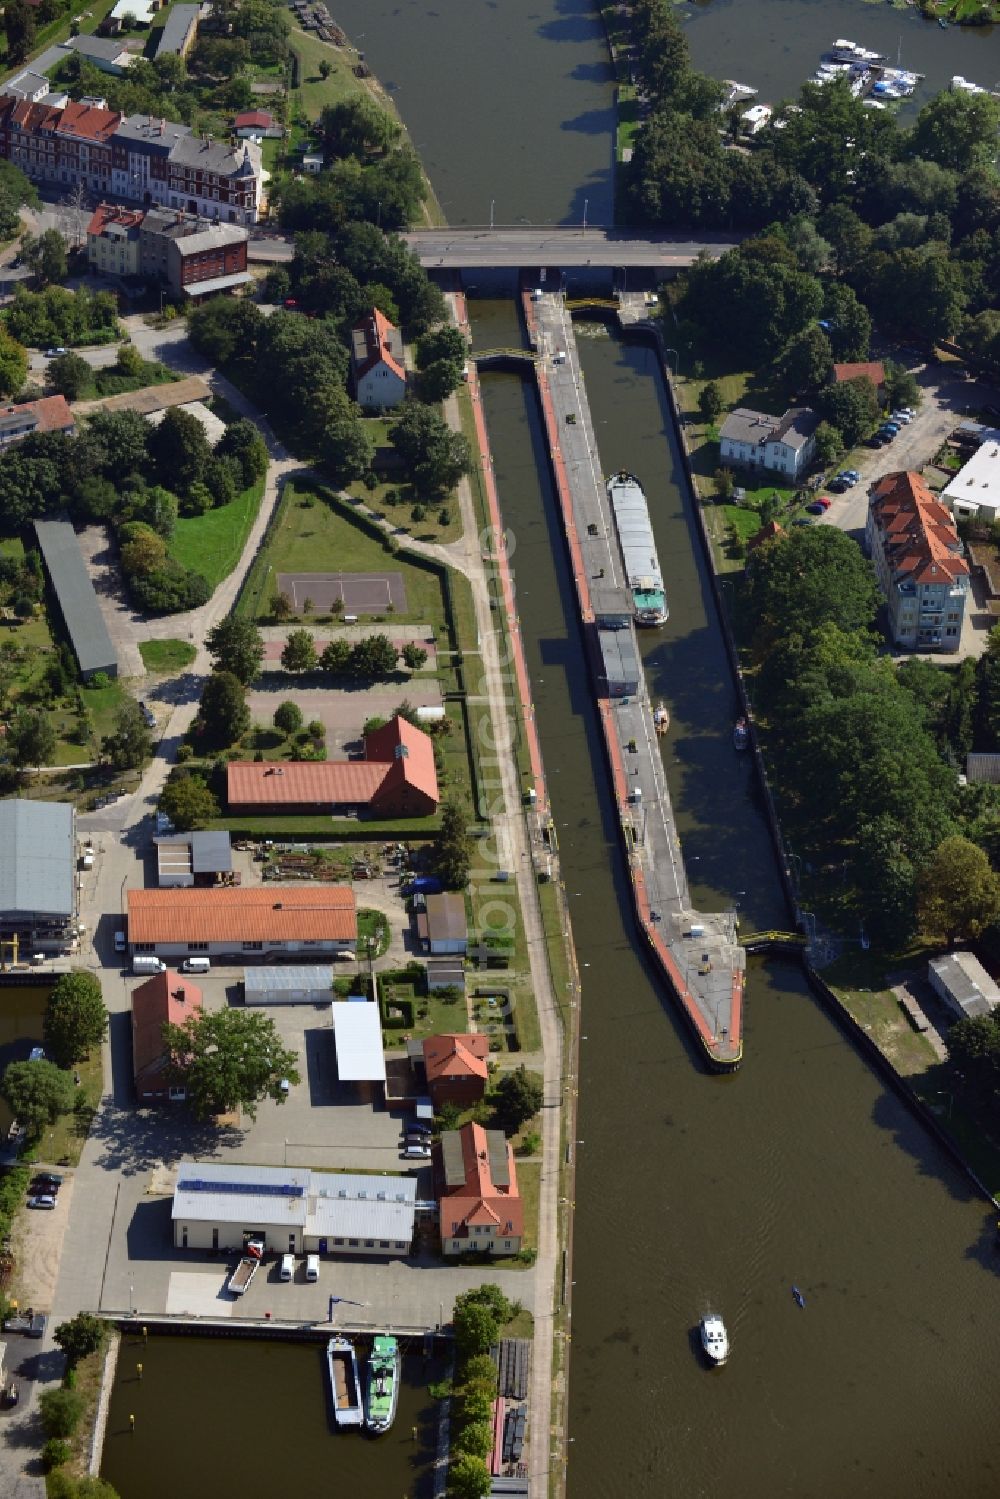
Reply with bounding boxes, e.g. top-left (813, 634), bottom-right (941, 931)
top-left (74, 360), bottom-right (177, 403)
top-left (20, 1047), bottom-right (102, 1170)
top-left (139, 639), bottom-right (197, 673)
top-left (169, 475), bottom-right (266, 592)
top-left (239, 481), bottom-right (450, 627)
top-left (289, 24), bottom-right (369, 120)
